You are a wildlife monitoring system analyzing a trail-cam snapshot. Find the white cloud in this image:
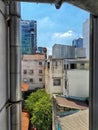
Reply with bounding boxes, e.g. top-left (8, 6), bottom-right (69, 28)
top-left (53, 30), bottom-right (73, 38)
